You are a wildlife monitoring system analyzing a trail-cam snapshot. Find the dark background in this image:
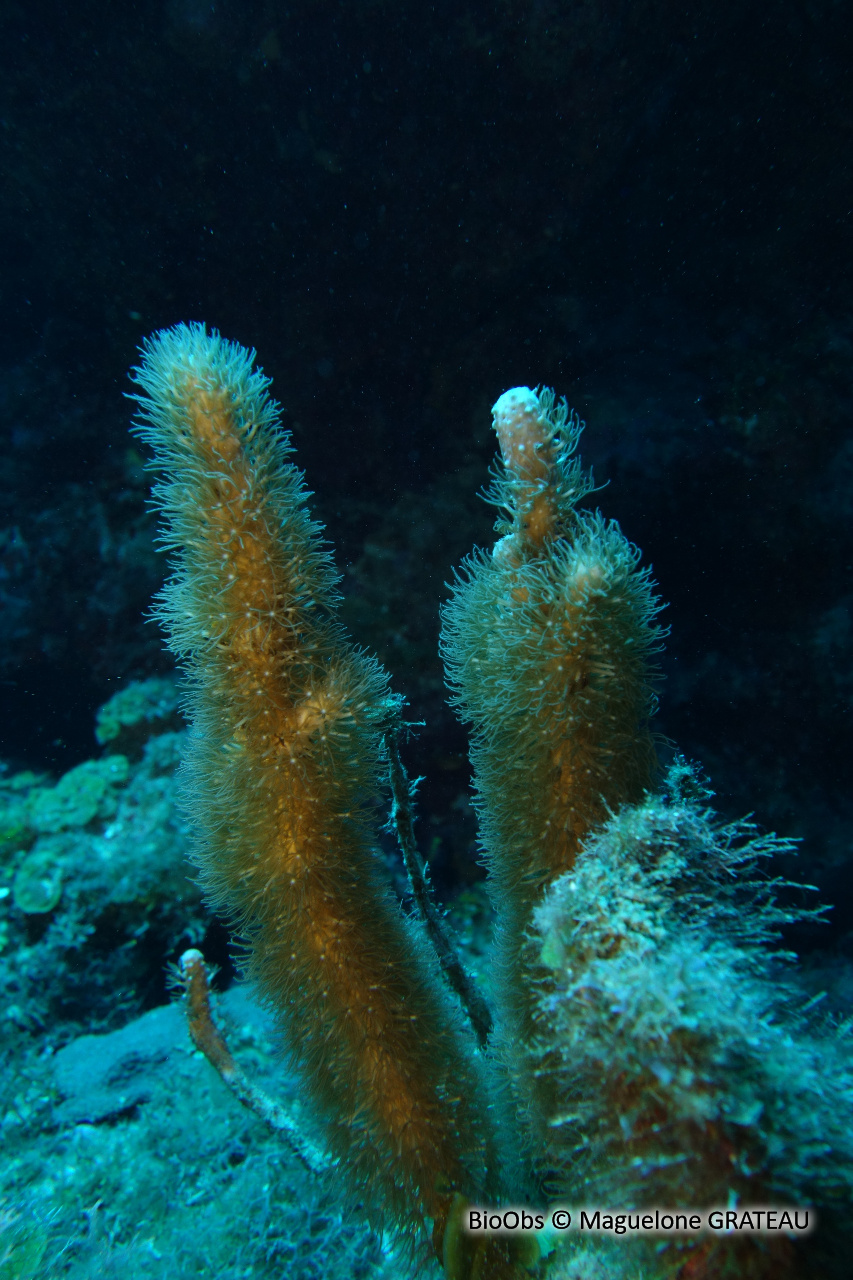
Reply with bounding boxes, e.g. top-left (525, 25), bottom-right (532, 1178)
top-left (1, 0), bottom-right (851, 942)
